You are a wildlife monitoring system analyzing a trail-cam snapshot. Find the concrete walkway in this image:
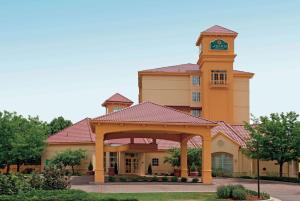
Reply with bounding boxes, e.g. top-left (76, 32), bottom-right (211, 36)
top-left (71, 177), bottom-right (300, 201)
